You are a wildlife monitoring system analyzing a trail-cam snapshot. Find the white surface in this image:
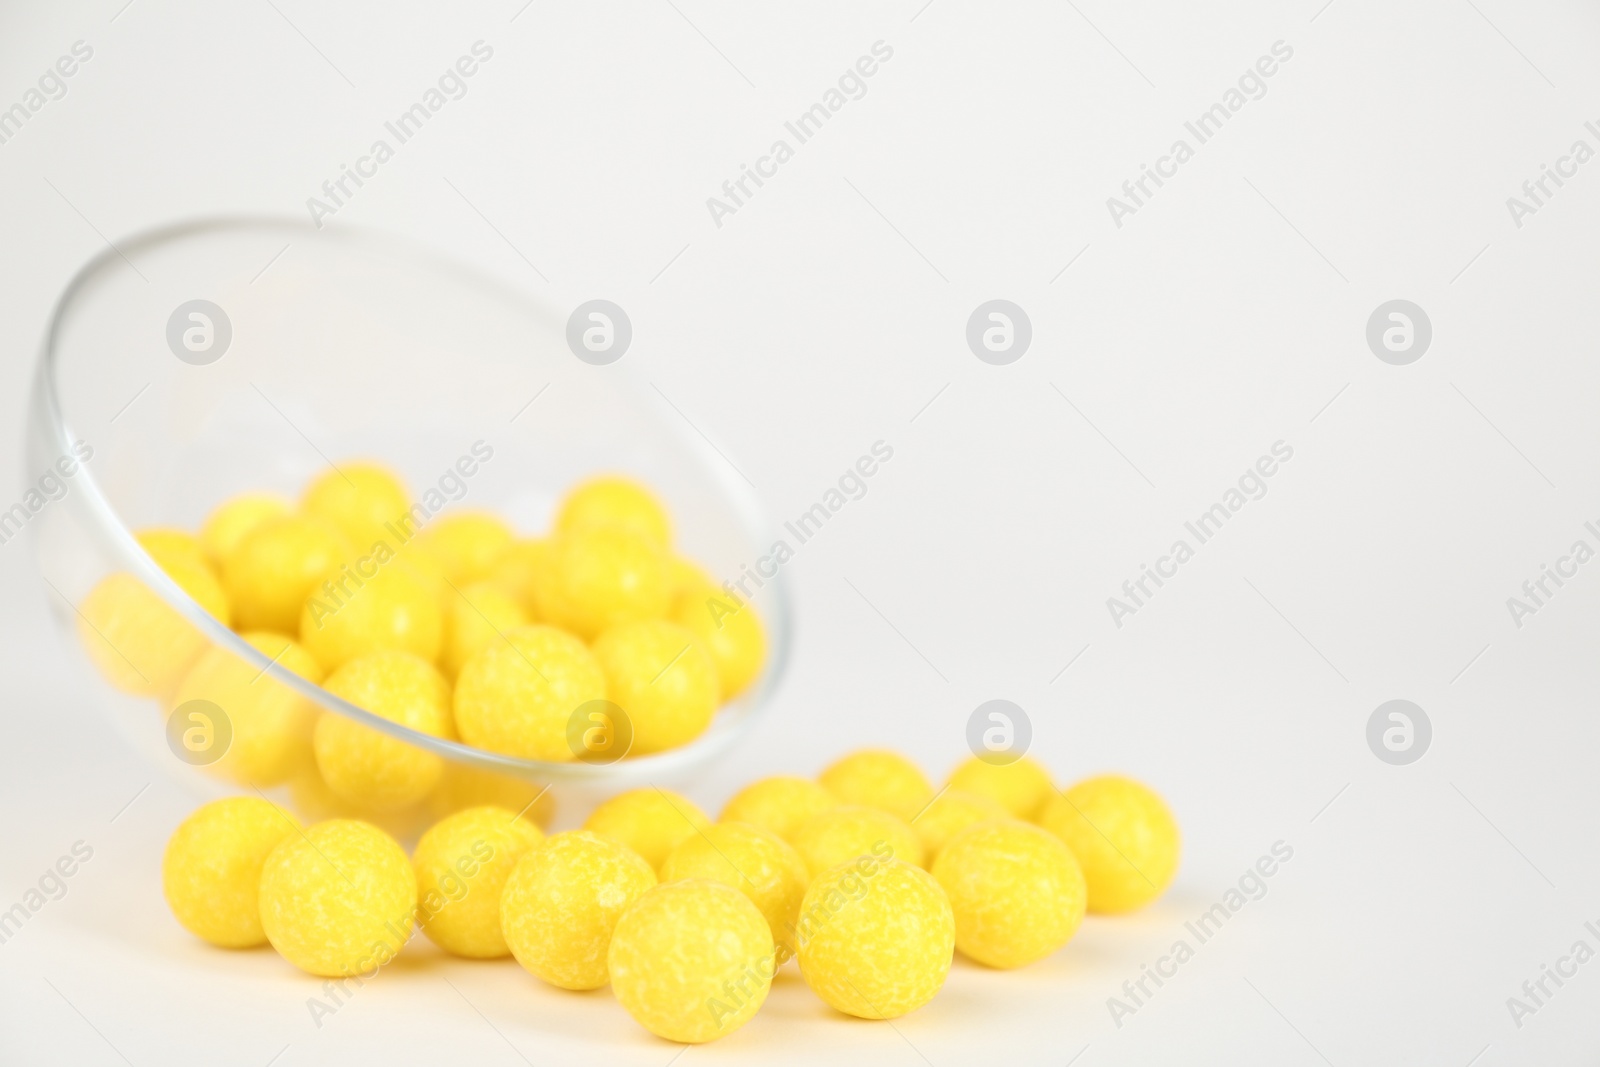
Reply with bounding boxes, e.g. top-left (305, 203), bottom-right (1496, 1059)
top-left (1, 1), bottom-right (1599, 1064)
